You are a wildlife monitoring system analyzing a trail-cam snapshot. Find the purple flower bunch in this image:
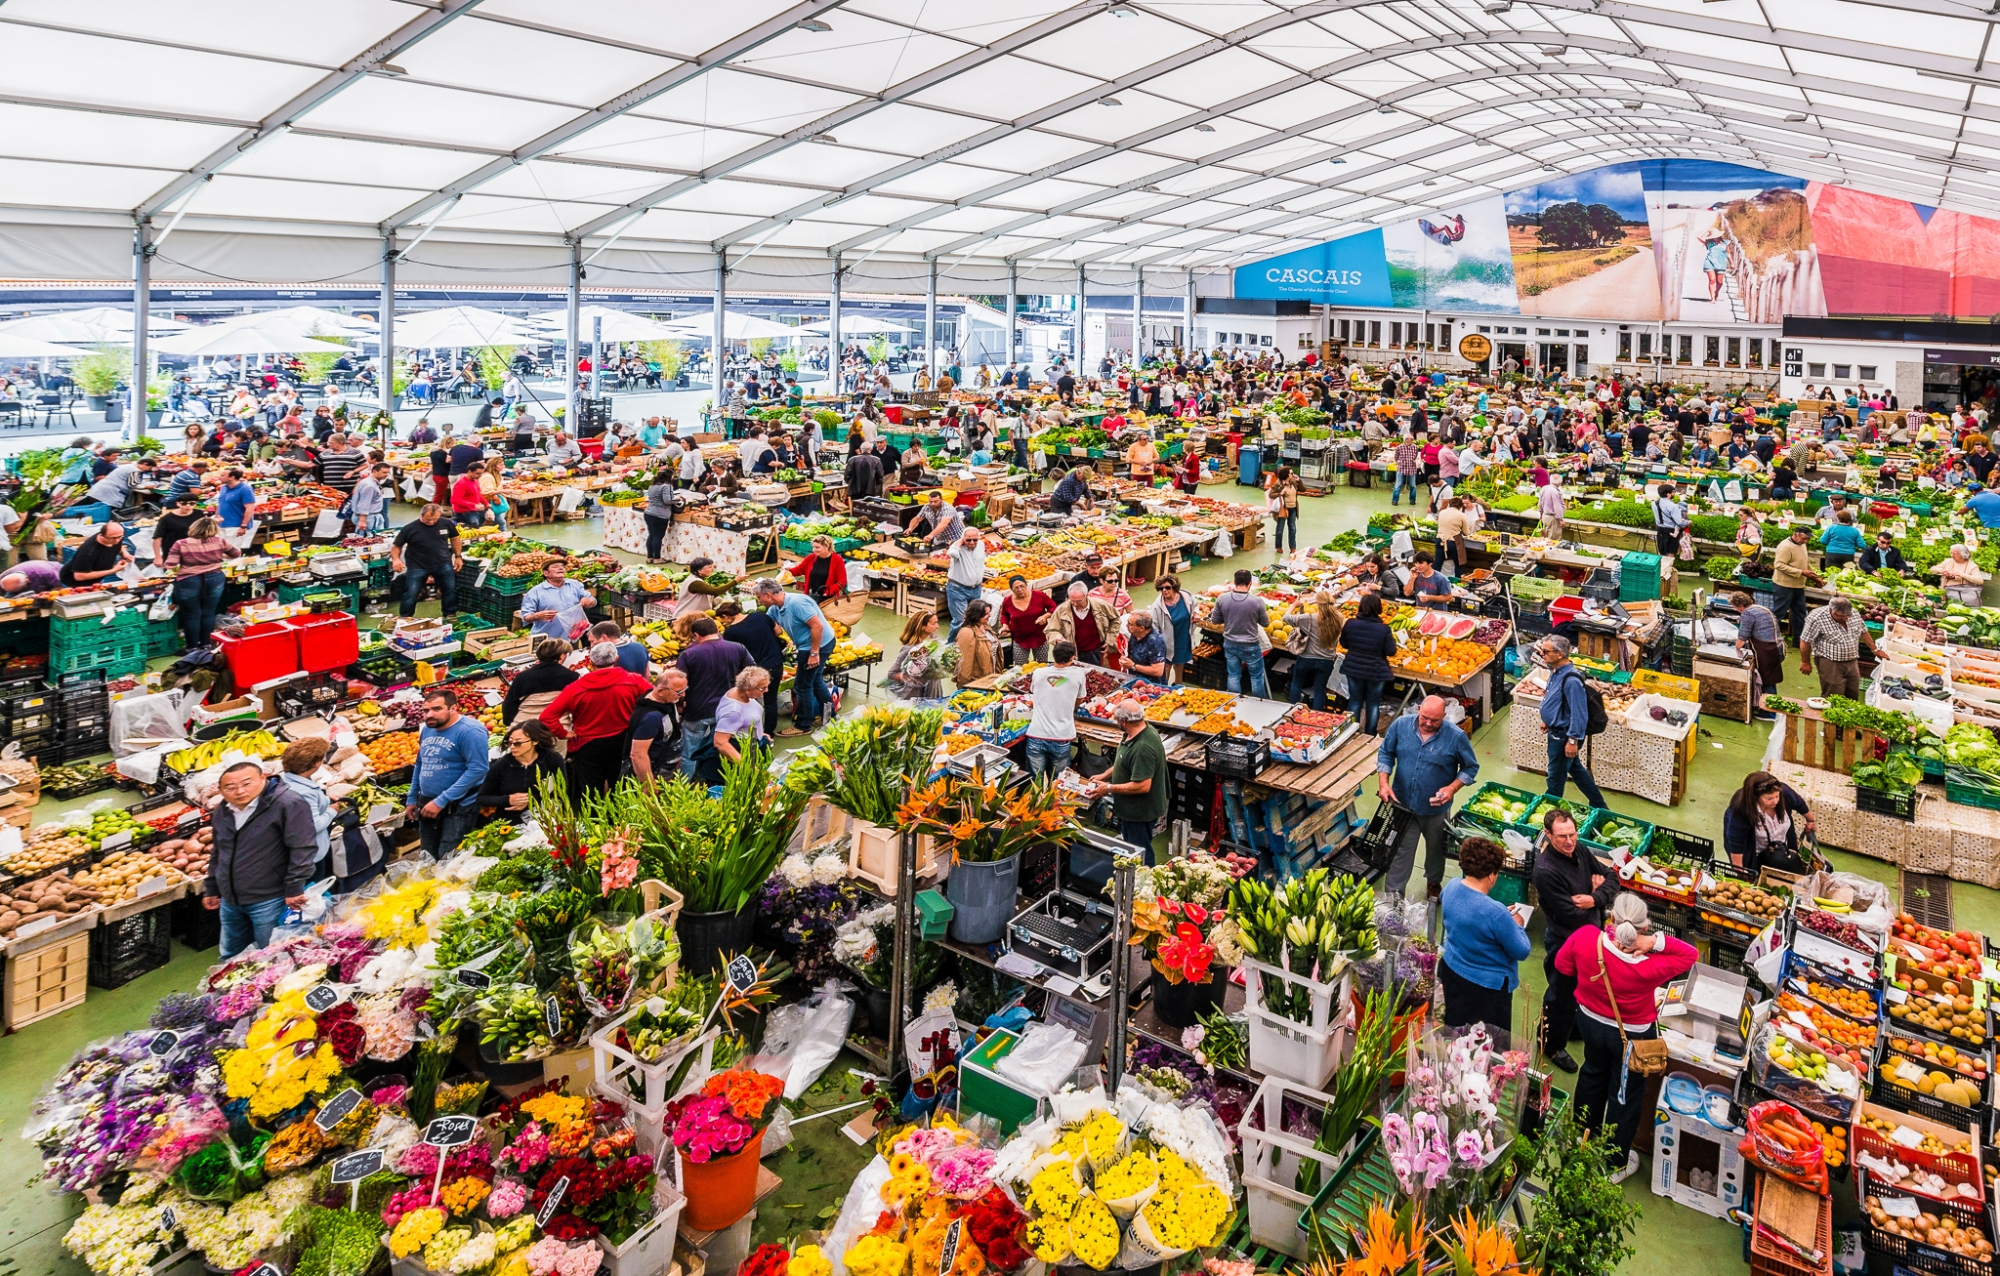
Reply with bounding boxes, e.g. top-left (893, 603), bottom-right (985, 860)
top-left (758, 875), bottom-right (872, 982)
top-left (150, 992), bottom-right (212, 1030)
top-left (1381, 1111), bottom-right (1450, 1194)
